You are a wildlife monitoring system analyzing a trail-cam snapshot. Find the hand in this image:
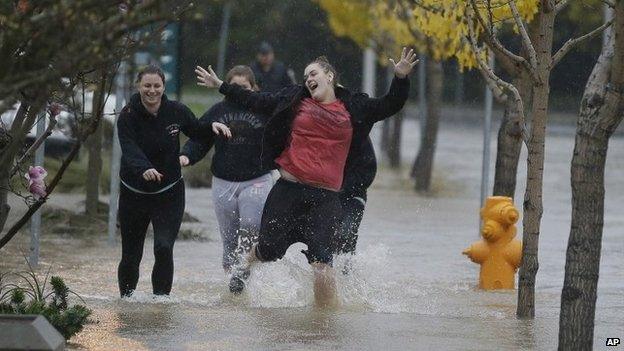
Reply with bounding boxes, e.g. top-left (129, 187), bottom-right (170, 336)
top-left (142, 168), bottom-right (163, 182)
top-left (389, 47), bottom-right (419, 79)
top-left (179, 155), bottom-right (190, 167)
top-left (196, 65), bottom-right (223, 89)
top-left (212, 122), bottom-right (232, 138)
